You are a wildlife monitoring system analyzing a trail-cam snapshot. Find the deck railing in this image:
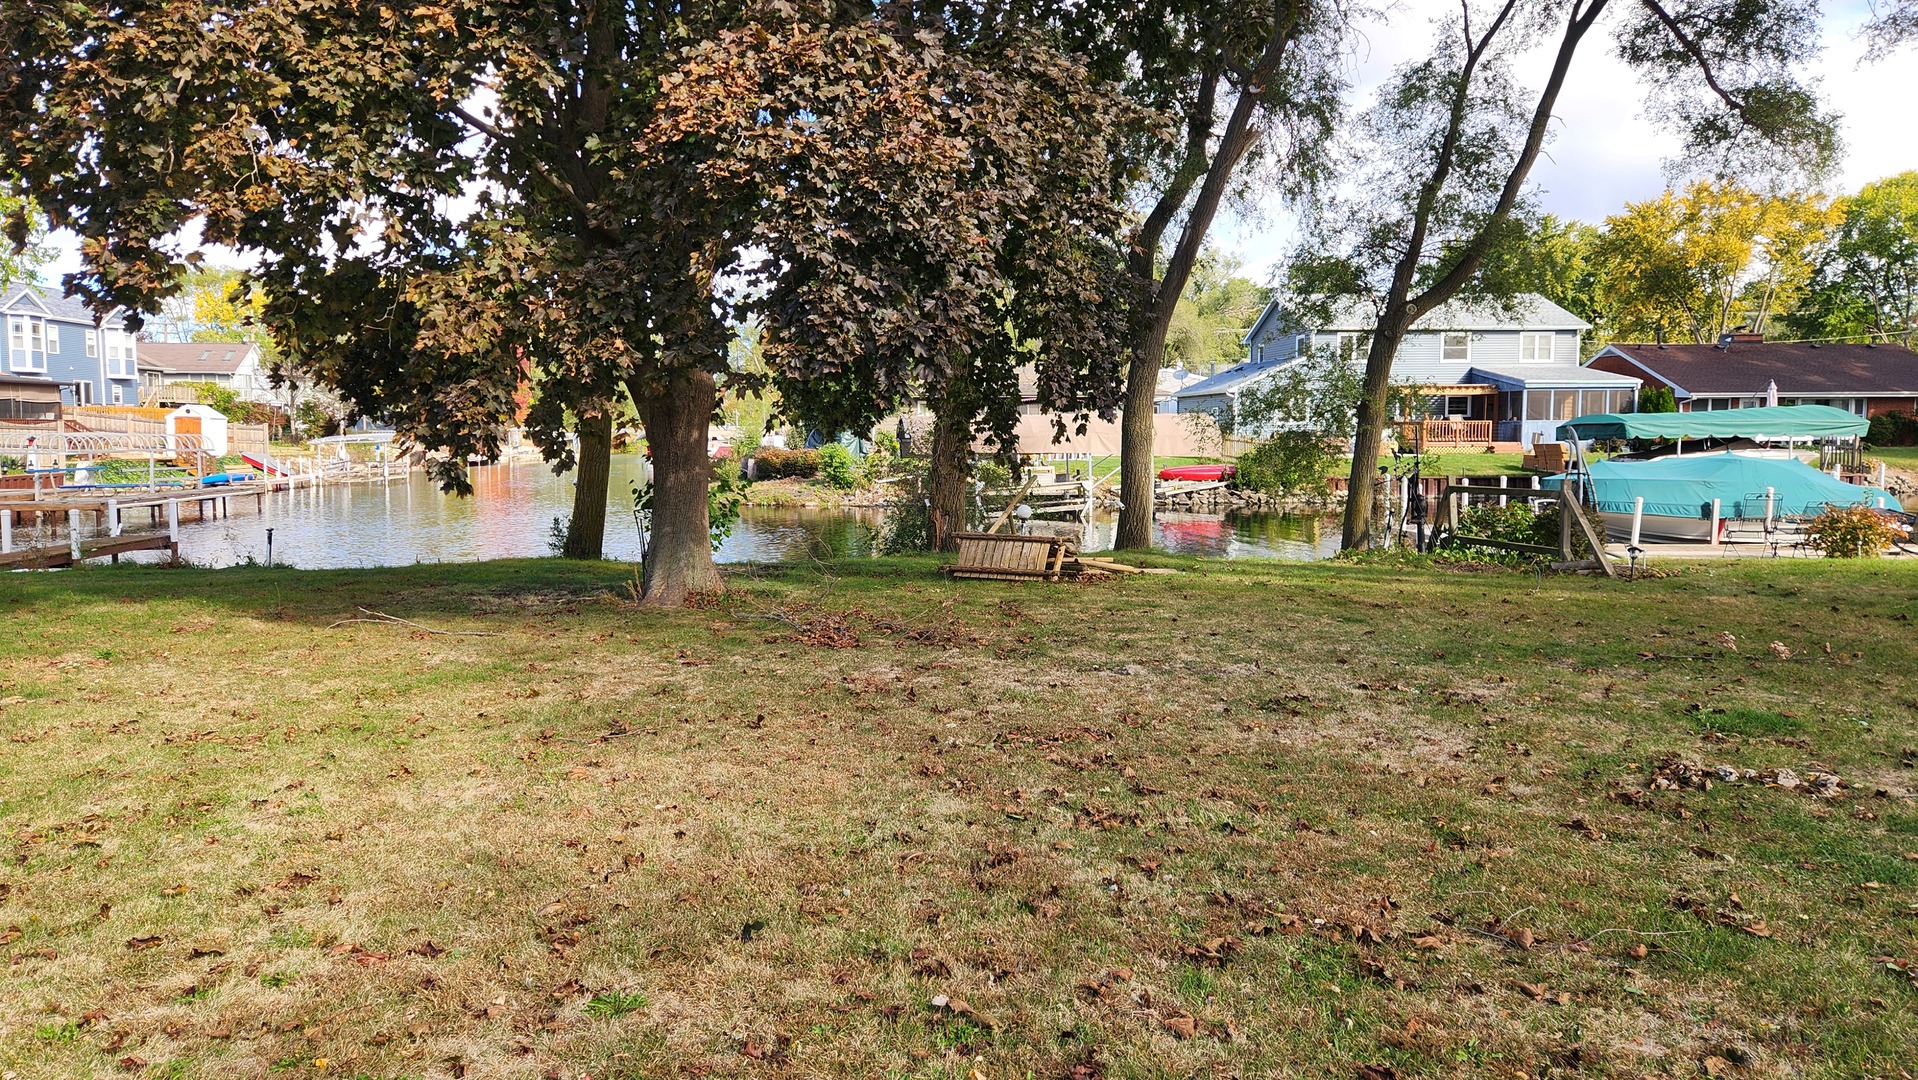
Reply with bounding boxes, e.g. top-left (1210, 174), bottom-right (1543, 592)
top-left (1405, 419), bottom-right (1493, 447)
